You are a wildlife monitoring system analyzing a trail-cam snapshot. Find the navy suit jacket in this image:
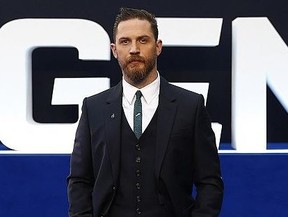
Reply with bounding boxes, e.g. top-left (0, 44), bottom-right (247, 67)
top-left (67, 77), bottom-right (224, 217)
